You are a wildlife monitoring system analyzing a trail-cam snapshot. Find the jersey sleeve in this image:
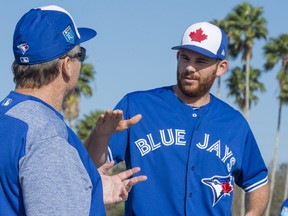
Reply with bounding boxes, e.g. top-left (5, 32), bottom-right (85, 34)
top-left (236, 128), bottom-right (268, 192)
top-left (19, 136), bottom-right (92, 216)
